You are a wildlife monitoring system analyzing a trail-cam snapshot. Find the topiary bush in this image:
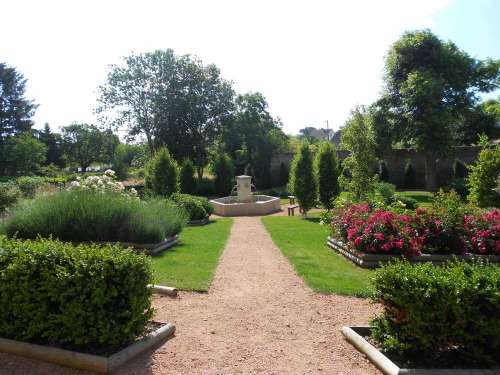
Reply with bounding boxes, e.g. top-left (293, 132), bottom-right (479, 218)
top-left (378, 160), bottom-right (390, 182)
top-left (403, 161), bottom-right (416, 189)
top-left (371, 260), bottom-right (500, 365)
top-left (212, 153), bottom-right (234, 197)
top-left (2, 190), bottom-right (187, 243)
top-left (316, 141), bottom-right (340, 209)
top-left (290, 142), bottom-right (317, 213)
top-left (467, 140), bottom-right (500, 208)
top-left (0, 182), bottom-right (21, 212)
top-left (170, 193), bottom-right (211, 221)
top-left (0, 237), bottom-right (154, 351)
top-left (180, 158), bottom-right (197, 195)
top-left (144, 147), bottom-right (179, 197)
top-left (392, 194), bottom-right (418, 209)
